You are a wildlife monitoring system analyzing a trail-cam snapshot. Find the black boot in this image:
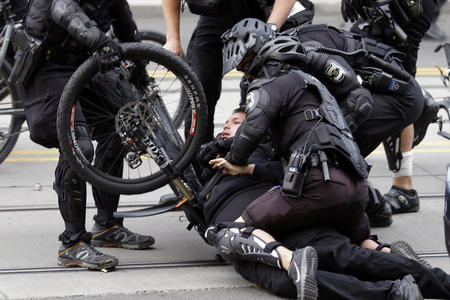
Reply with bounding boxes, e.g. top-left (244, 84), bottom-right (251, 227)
top-left (367, 186), bottom-right (393, 227)
top-left (384, 186), bottom-right (420, 214)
